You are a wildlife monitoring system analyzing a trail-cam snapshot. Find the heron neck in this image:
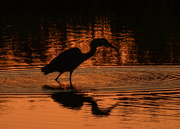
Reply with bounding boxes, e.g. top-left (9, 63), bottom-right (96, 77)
top-left (84, 46), bottom-right (97, 60)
